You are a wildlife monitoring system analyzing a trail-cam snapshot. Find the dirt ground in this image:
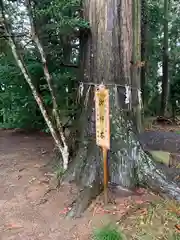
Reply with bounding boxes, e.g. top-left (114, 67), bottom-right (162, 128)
top-left (0, 129), bottom-right (179, 240)
top-left (0, 129), bottom-right (93, 240)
